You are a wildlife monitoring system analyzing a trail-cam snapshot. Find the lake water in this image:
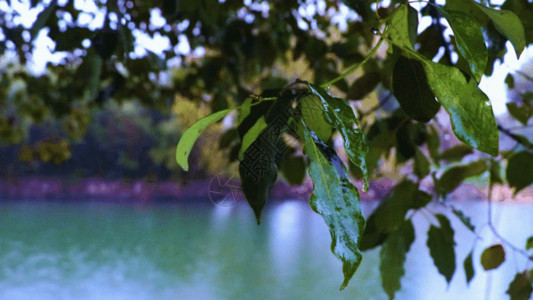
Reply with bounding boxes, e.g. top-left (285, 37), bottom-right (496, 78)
top-left (0, 200), bottom-right (531, 300)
